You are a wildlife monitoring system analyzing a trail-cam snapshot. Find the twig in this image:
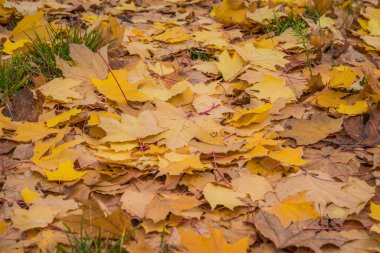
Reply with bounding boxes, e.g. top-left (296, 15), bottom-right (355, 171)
top-left (97, 52), bottom-right (128, 104)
